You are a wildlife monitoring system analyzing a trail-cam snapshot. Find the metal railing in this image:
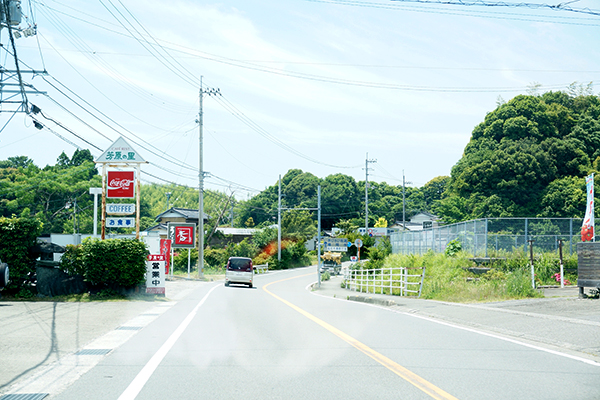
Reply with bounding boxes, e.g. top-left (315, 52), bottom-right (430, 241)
top-left (254, 263), bottom-right (268, 274)
top-left (391, 218), bottom-right (583, 256)
top-left (342, 267), bottom-right (426, 297)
